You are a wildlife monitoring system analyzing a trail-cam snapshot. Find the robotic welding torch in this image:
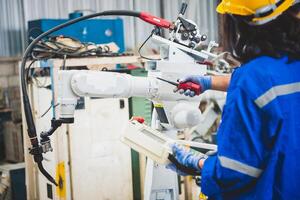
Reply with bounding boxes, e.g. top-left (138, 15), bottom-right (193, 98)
top-left (20, 5), bottom-right (190, 185)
